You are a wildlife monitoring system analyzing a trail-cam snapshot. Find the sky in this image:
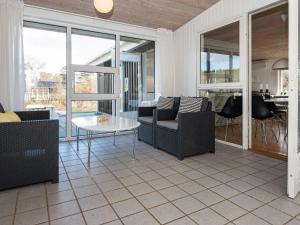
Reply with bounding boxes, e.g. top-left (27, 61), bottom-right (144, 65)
top-left (23, 27), bottom-right (115, 74)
